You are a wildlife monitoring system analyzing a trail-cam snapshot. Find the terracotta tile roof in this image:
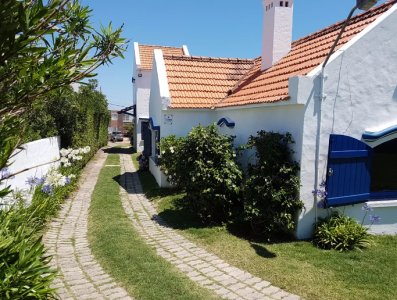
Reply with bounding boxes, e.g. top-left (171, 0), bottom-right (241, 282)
top-left (138, 44), bottom-right (184, 70)
top-left (216, 2), bottom-right (396, 108)
top-left (164, 56), bottom-right (255, 109)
